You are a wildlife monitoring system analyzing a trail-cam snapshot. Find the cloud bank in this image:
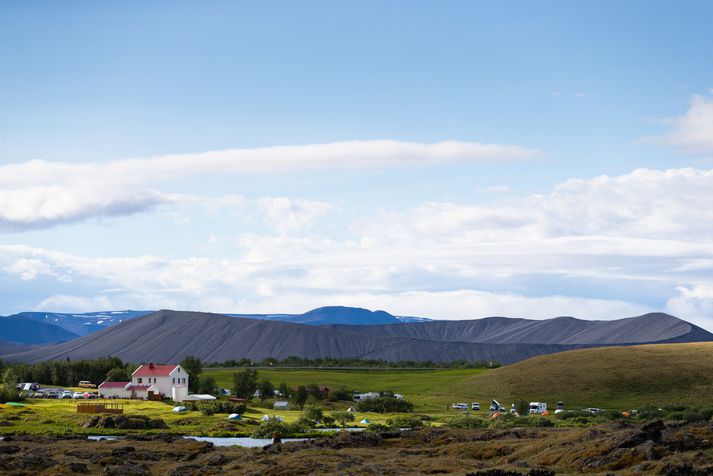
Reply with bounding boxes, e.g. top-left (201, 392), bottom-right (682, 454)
top-left (0, 139), bottom-right (538, 231)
